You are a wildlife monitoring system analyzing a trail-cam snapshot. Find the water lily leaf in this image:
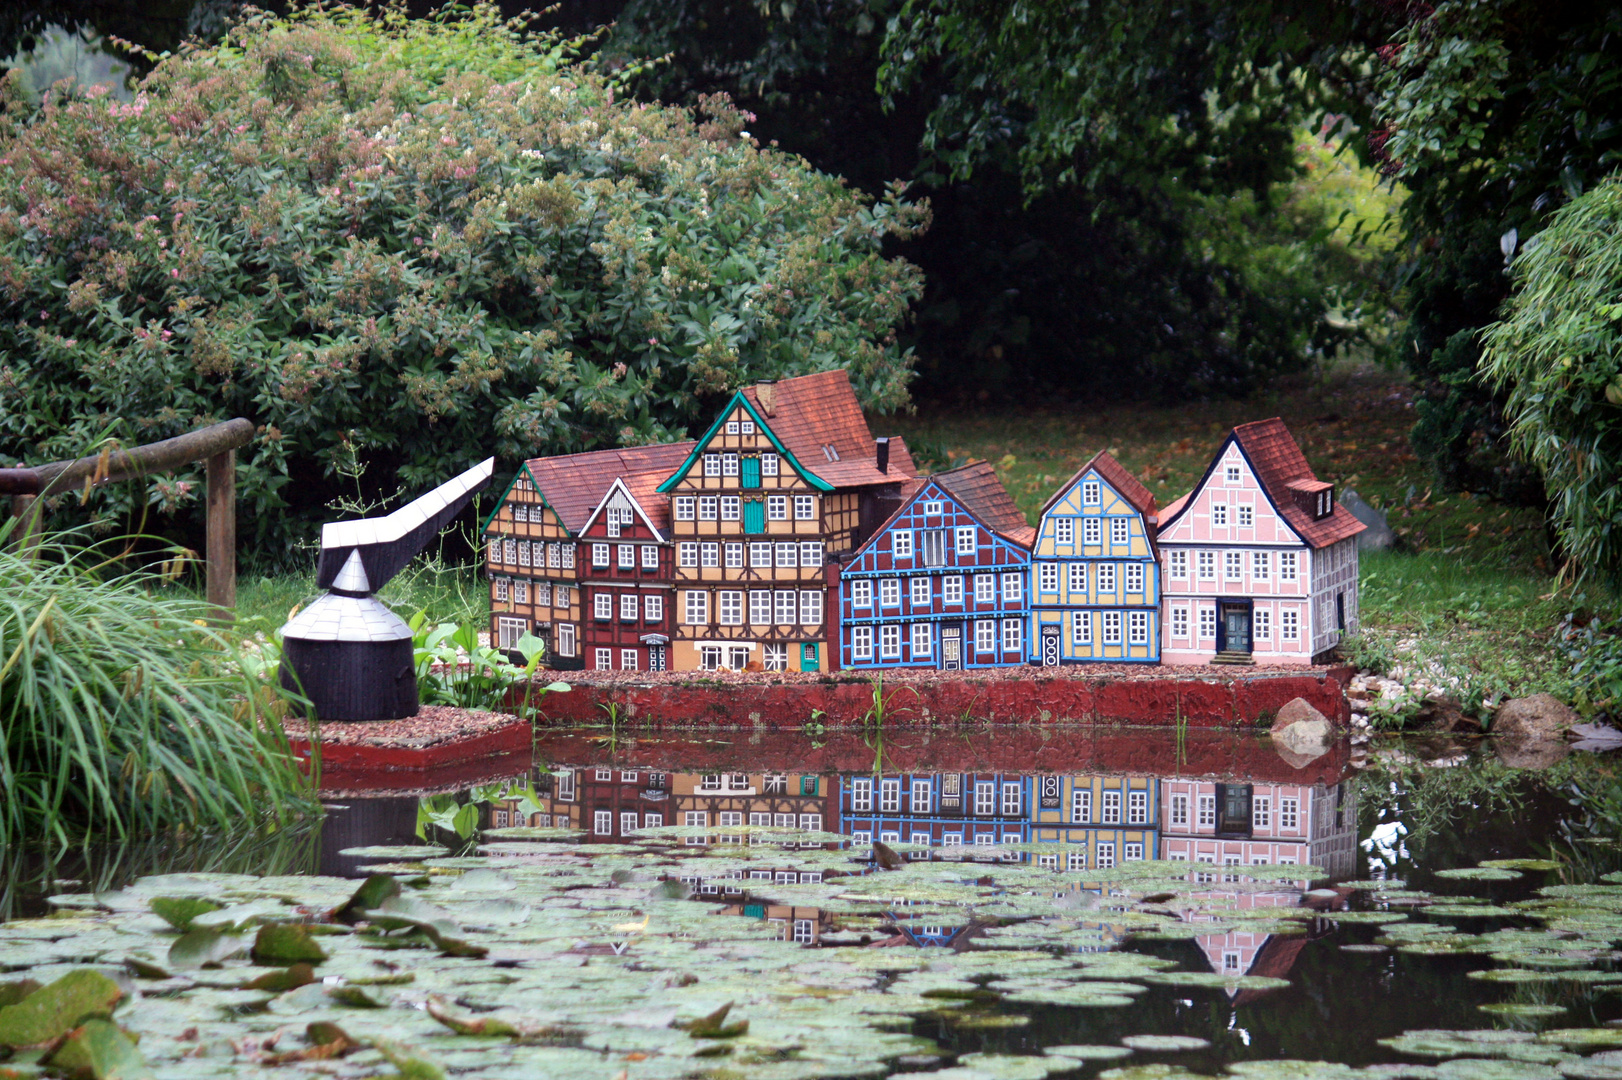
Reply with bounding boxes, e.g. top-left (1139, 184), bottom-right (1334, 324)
top-left (243, 963), bottom-right (316, 992)
top-left (335, 875), bottom-right (401, 924)
top-left (951, 1014), bottom-right (1031, 1029)
top-left (1480, 859), bottom-right (1562, 872)
top-left (1226, 1062), bottom-right (1363, 1079)
top-left (0, 971), bottom-right (123, 1048)
top-left (1098, 1065), bottom-right (1207, 1079)
top-left (1340, 944), bottom-right (1390, 953)
top-left (1119, 1035), bottom-right (1210, 1052)
top-left (252, 924), bottom-right (327, 965)
top-left (1144, 972), bottom-right (1291, 991)
top-left (1433, 1061), bottom-right (1560, 1080)
top-left (373, 1037), bottom-right (447, 1079)
top-left (448, 869), bottom-right (517, 892)
top-left (189, 899), bottom-right (286, 931)
top-left (120, 957), bottom-right (169, 980)
top-left (46, 1018), bottom-right (153, 1080)
top-left (147, 897), bottom-right (223, 932)
top-left (325, 985), bottom-right (386, 1008)
top-left (952, 1052), bottom-right (1059, 1078)
top-left (1538, 1029), bottom-right (1622, 1048)
top-left (166, 928), bottom-right (249, 970)
top-left (338, 845), bottom-right (444, 859)
top-left (676, 1001), bottom-right (749, 1038)
top-left (1044, 1045), bottom-right (1134, 1061)
top-left (0, 981), bottom-right (40, 1008)
top-left (1319, 911), bottom-right (1409, 924)
top-left (1468, 969), bottom-right (1622, 984)
top-left (1478, 1003), bottom-right (1565, 1017)
top-left (1426, 905), bottom-right (1520, 918)
top-left (263, 1021), bottom-right (363, 1063)
top-left (1435, 868), bottom-right (1522, 881)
